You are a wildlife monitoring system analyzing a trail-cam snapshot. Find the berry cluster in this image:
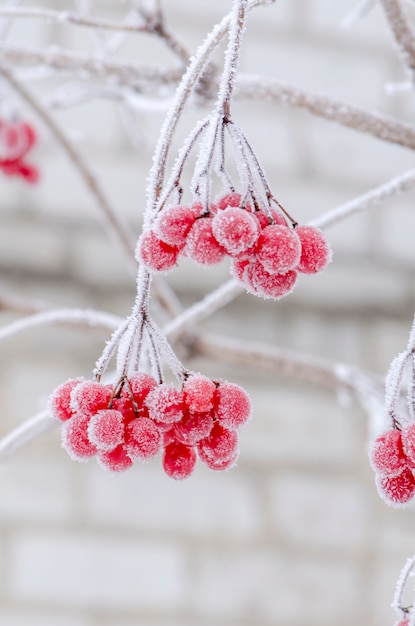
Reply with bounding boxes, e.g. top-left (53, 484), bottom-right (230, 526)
top-left (49, 372), bottom-right (251, 479)
top-left (0, 120), bottom-right (39, 183)
top-left (137, 193), bottom-right (331, 300)
top-left (369, 426), bottom-right (415, 506)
